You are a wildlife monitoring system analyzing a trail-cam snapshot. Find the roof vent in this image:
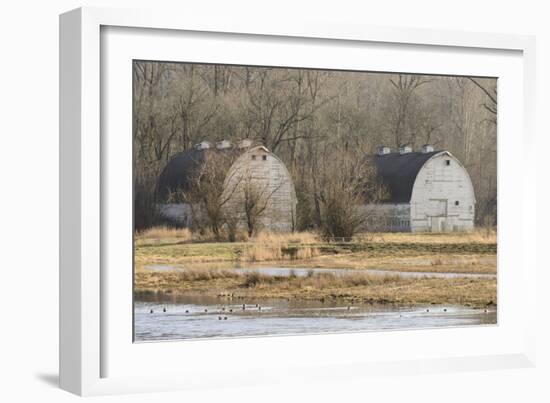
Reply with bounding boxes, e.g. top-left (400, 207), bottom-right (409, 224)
top-left (399, 144), bottom-right (412, 155)
top-left (376, 146), bottom-right (391, 156)
top-left (421, 144), bottom-right (434, 153)
top-left (238, 139), bottom-right (253, 149)
top-left (195, 141), bottom-right (212, 150)
top-left (216, 140), bottom-right (232, 150)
